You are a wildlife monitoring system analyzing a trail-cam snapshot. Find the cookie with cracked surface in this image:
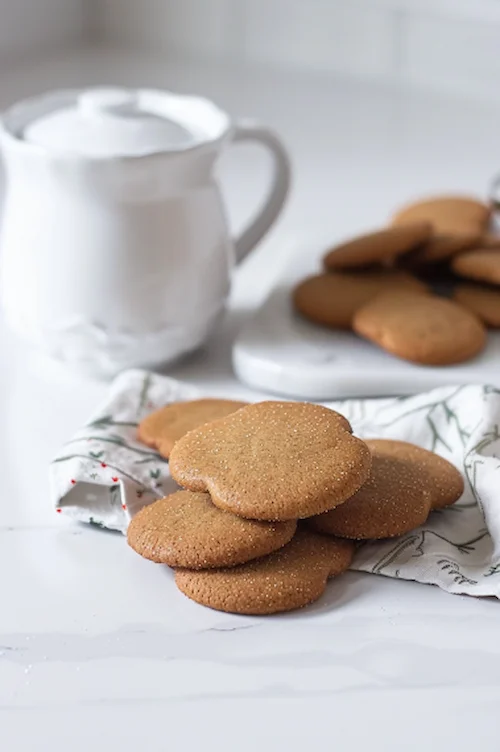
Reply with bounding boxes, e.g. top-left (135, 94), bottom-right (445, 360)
top-left (169, 401), bottom-right (371, 521)
top-left (322, 223), bottom-right (432, 271)
top-left (293, 270), bottom-right (428, 330)
top-left (175, 529), bottom-right (355, 614)
top-left (138, 398), bottom-right (248, 458)
top-left (365, 439), bottom-right (463, 510)
top-left (453, 283), bottom-right (500, 327)
top-left (353, 291), bottom-right (486, 365)
top-left (127, 490), bottom-right (296, 569)
top-left (309, 447), bottom-right (433, 539)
